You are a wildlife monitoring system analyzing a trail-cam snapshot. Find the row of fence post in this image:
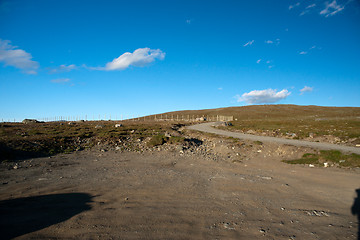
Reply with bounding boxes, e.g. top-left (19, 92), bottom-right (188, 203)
top-left (1, 115), bottom-right (234, 123)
